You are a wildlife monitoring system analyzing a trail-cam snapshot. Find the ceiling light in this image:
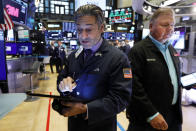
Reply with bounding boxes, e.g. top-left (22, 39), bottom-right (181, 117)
top-left (148, 6), bottom-right (152, 12)
top-left (193, 7), bottom-right (196, 12)
top-left (175, 8), bottom-right (180, 13)
top-left (161, 0), bottom-right (181, 6)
